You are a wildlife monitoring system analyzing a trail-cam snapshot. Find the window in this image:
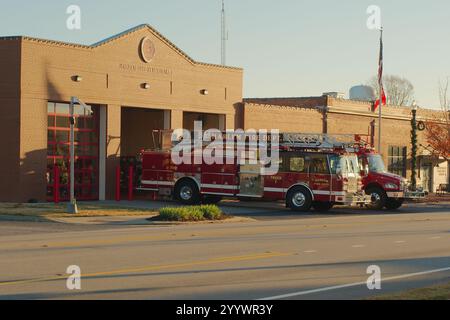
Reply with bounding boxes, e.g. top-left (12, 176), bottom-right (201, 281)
top-left (47, 102), bottom-right (99, 201)
top-left (290, 157), bottom-right (306, 172)
top-left (388, 146), bottom-right (407, 177)
top-left (282, 153), bottom-right (308, 173)
top-left (310, 156), bottom-right (329, 174)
